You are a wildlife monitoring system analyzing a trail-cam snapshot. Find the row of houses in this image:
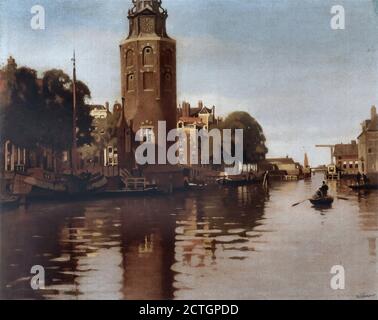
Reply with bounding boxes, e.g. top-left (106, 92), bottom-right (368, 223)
top-left (265, 157), bottom-right (307, 180)
top-left (2, 99), bottom-right (219, 175)
top-left (313, 106), bottom-right (378, 182)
